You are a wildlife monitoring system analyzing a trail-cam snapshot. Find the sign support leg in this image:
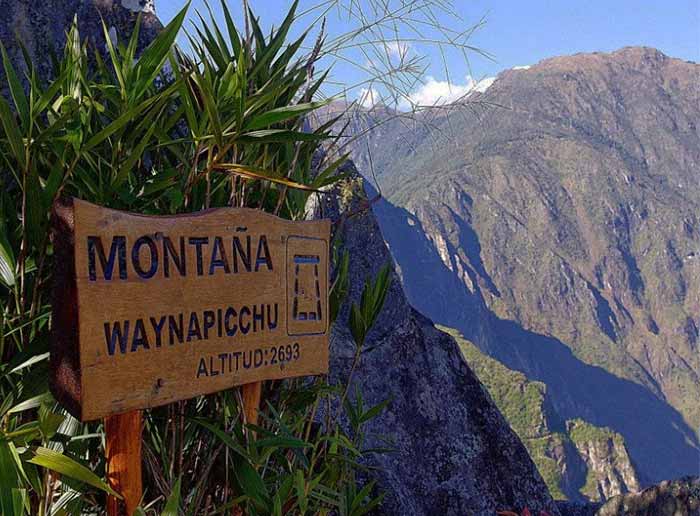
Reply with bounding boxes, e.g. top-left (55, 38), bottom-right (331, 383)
top-left (105, 410), bottom-right (143, 516)
top-left (241, 381), bottom-right (262, 426)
